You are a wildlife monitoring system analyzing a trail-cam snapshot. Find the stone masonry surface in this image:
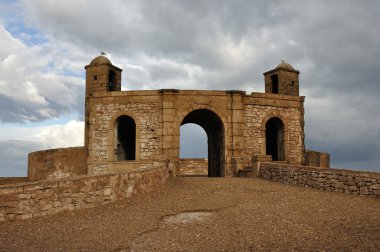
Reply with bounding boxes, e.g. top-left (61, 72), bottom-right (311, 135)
top-left (0, 177), bottom-right (29, 186)
top-left (89, 102), bottom-right (160, 174)
top-left (28, 147), bottom-right (87, 180)
top-left (178, 158), bottom-right (208, 176)
top-left (260, 162), bottom-right (380, 197)
top-left (304, 150), bottom-right (330, 168)
top-left (0, 165), bottom-right (169, 222)
top-left (244, 104), bottom-right (303, 163)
